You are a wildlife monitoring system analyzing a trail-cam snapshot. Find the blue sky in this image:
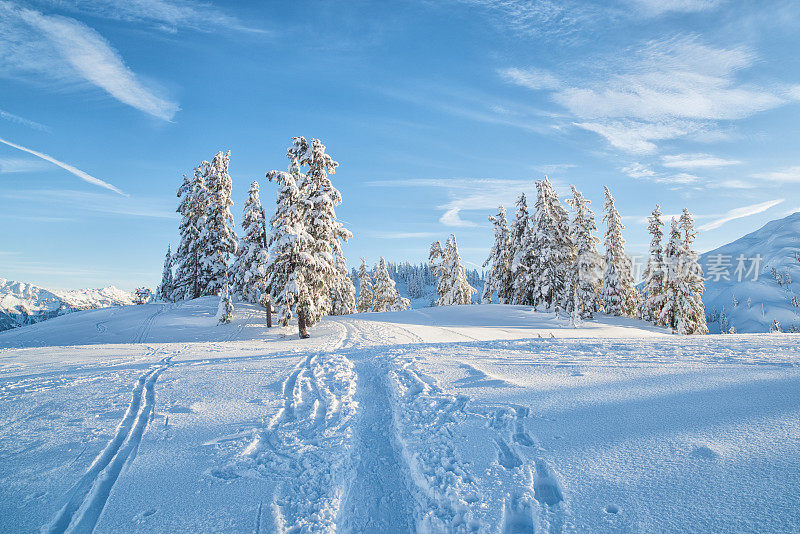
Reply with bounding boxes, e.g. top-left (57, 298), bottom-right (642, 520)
top-left (2, 0), bottom-right (800, 290)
